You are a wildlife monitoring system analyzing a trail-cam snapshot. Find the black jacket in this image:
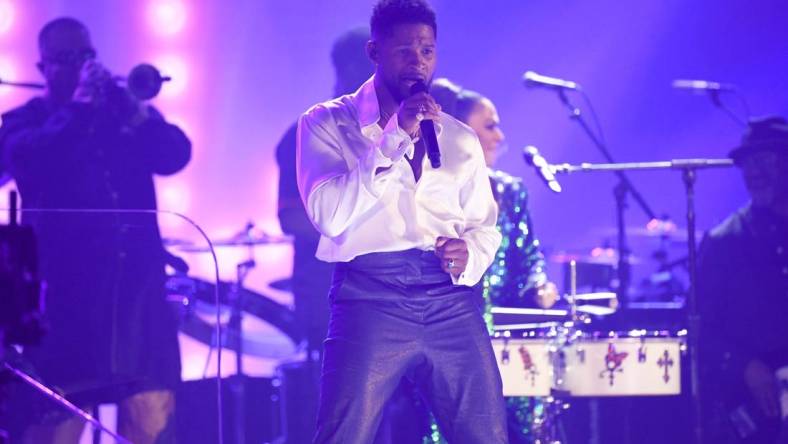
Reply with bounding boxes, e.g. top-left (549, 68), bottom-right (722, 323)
top-left (0, 97), bottom-right (191, 402)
